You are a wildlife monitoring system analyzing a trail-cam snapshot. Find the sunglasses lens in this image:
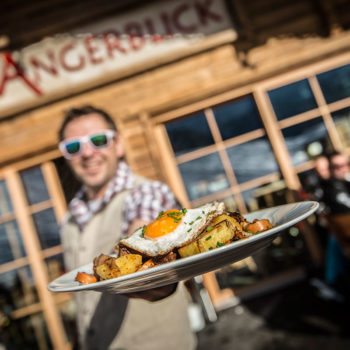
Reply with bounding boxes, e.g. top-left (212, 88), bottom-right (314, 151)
top-left (90, 134), bottom-right (109, 147)
top-left (65, 141), bottom-right (81, 155)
